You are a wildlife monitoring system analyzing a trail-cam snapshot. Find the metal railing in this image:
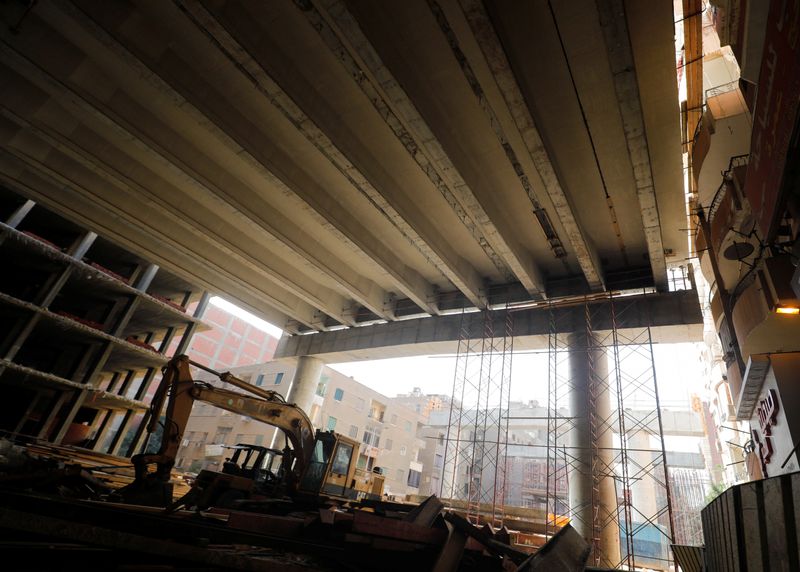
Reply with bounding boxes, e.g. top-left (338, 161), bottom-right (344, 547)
top-left (708, 154), bottom-right (749, 222)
